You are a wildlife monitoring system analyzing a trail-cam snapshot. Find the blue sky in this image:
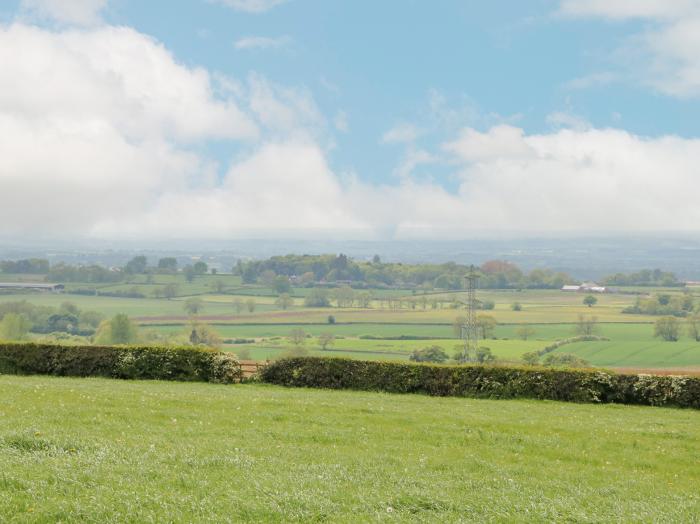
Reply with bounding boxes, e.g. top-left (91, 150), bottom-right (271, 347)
top-left (88, 0), bottom-right (699, 178)
top-left (1, 0), bottom-right (700, 239)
